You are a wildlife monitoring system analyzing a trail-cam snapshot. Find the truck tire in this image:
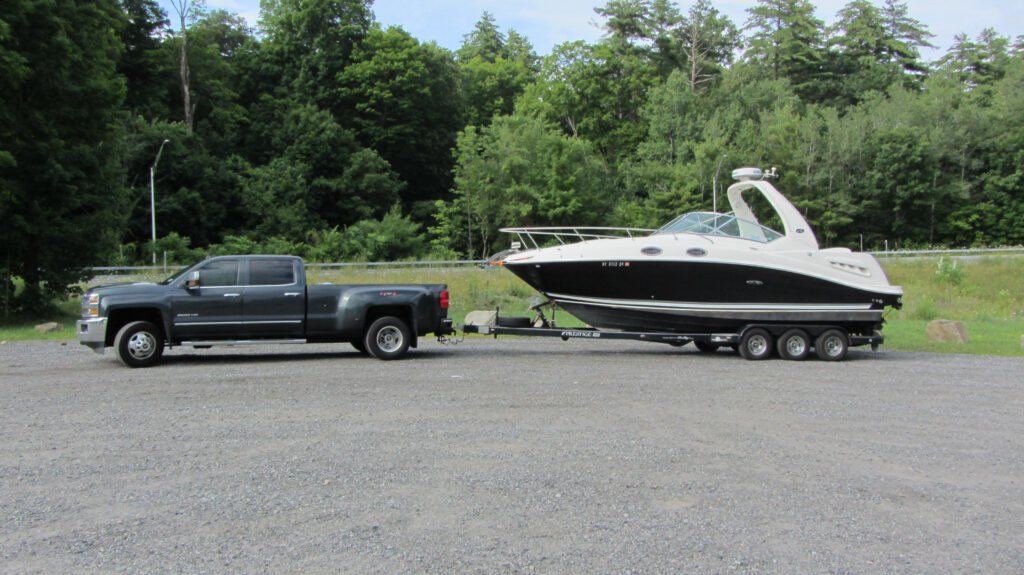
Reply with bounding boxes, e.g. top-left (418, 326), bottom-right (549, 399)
top-left (739, 327), bottom-right (773, 361)
top-left (776, 328), bottom-right (811, 360)
top-left (364, 316), bottom-right (411, 360)
top-left (114, 321), bottom-right (165, 368)
top-left (815, 329), bottom-right (849, 361)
